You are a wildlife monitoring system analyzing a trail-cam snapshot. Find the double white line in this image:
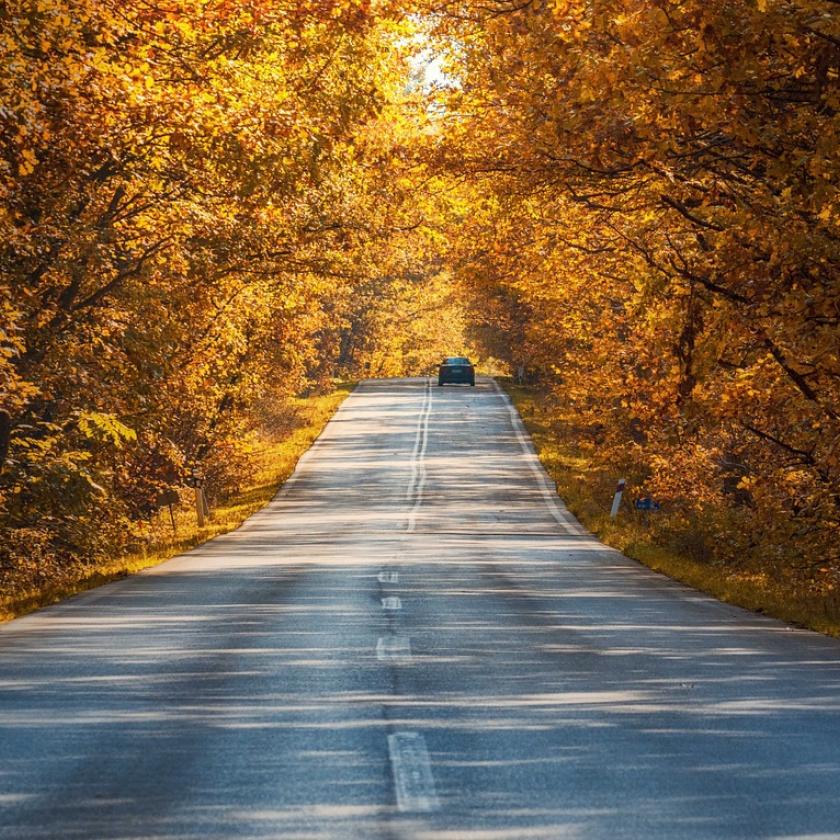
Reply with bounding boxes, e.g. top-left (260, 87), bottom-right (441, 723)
top-left (406, 378), bottom-right (432, 533)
